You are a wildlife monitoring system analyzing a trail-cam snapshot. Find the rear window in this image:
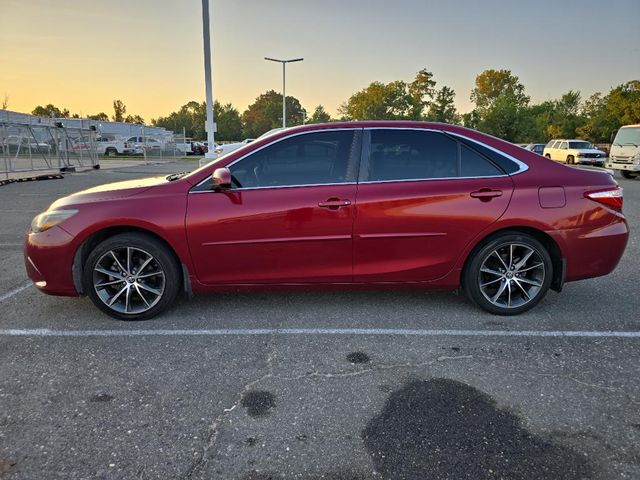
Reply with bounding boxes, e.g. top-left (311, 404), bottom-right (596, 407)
top-left (454, 136), bottom-right (521, 174)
